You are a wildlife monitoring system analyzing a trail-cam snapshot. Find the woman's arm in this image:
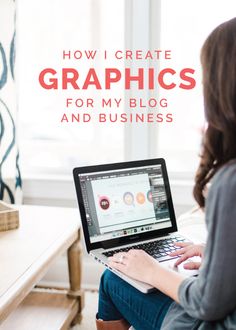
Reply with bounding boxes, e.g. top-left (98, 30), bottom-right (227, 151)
top-left (148, 262), bottom-right (185, 302)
